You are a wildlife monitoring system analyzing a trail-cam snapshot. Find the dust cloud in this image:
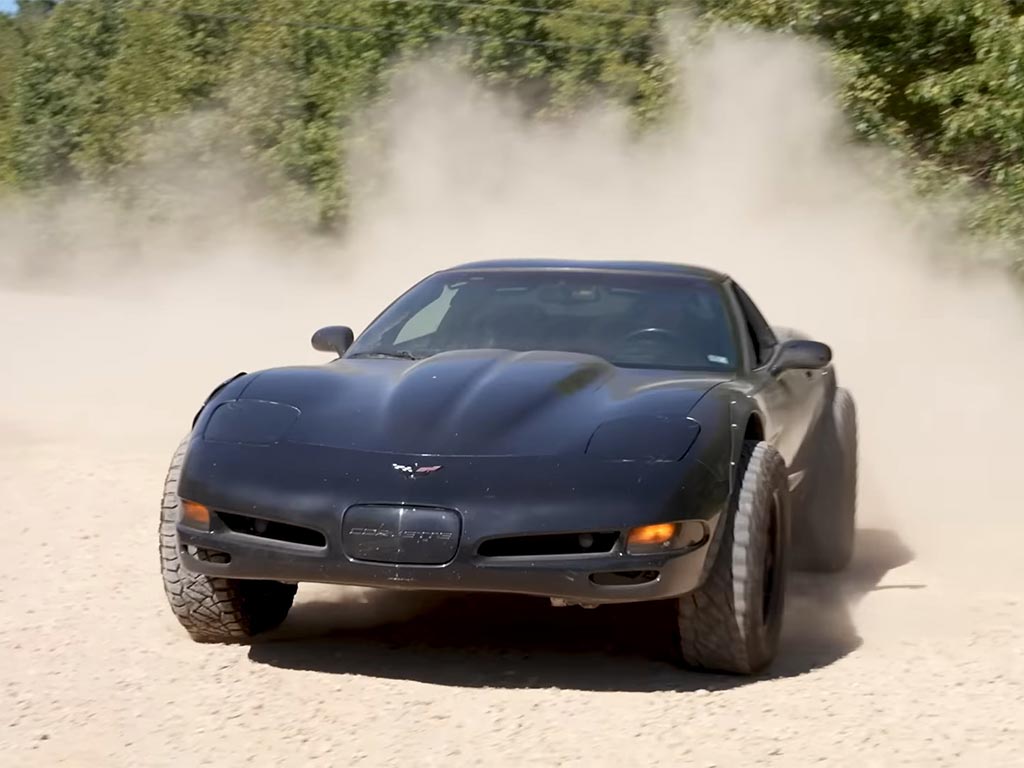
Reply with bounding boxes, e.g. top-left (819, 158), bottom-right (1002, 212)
top-left (1, 24), bottom-right (1021, 599)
